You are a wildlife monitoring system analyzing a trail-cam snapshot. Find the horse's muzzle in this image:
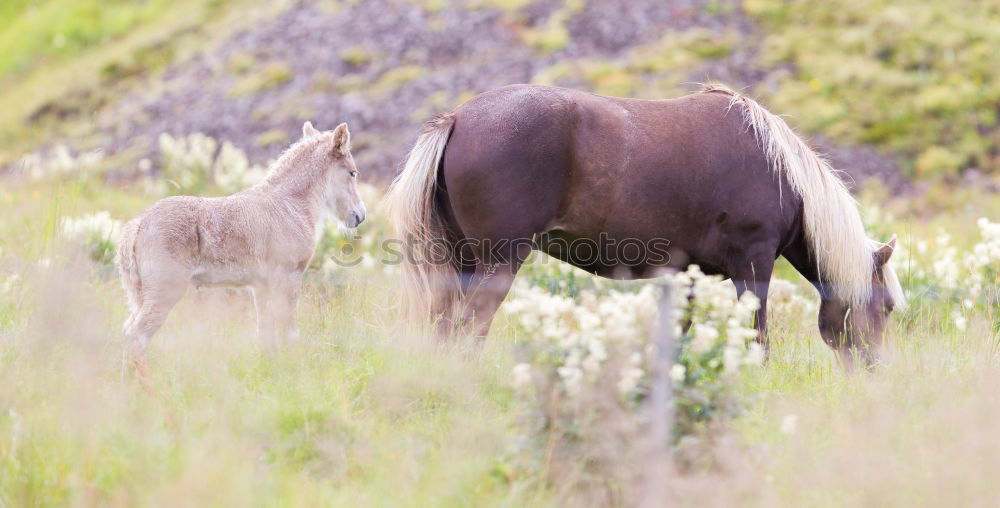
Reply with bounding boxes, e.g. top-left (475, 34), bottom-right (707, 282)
top-left (346, 209), bottom-right (366, 228)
